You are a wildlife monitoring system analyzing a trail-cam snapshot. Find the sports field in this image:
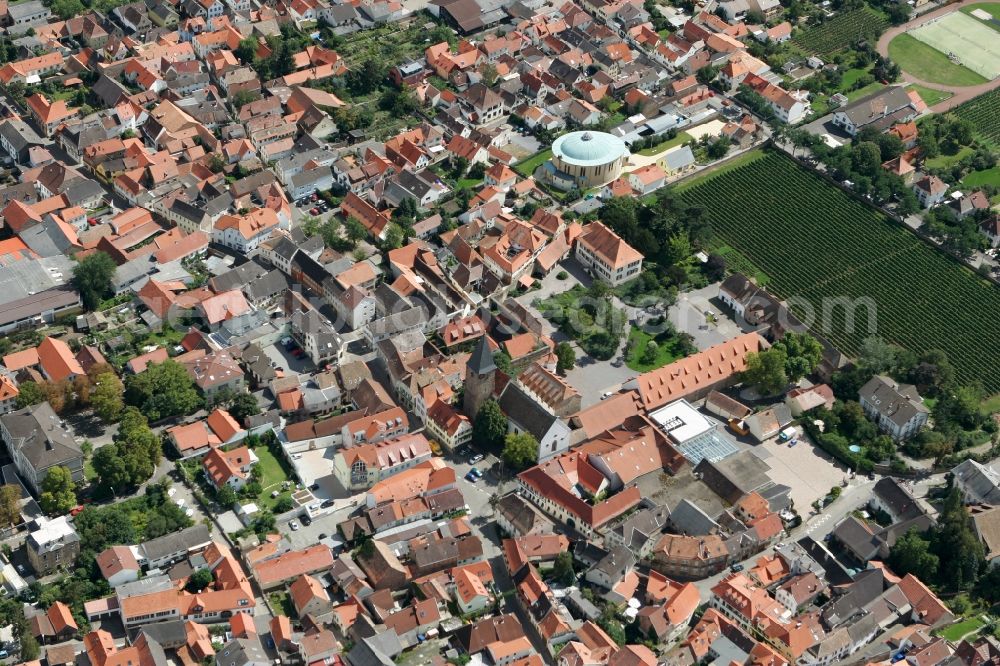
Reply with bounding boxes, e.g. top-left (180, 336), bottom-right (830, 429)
top-left (909, 11), bottom-right (1000, 80)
